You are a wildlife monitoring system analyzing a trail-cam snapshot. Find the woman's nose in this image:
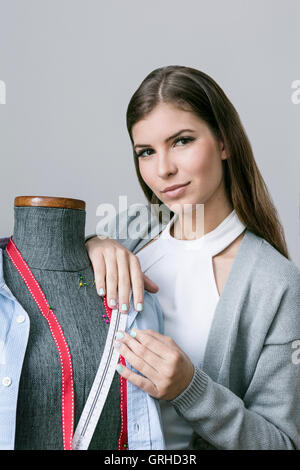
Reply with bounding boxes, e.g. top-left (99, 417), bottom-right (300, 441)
top-left (156, 152), bottom-right (177, 178)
